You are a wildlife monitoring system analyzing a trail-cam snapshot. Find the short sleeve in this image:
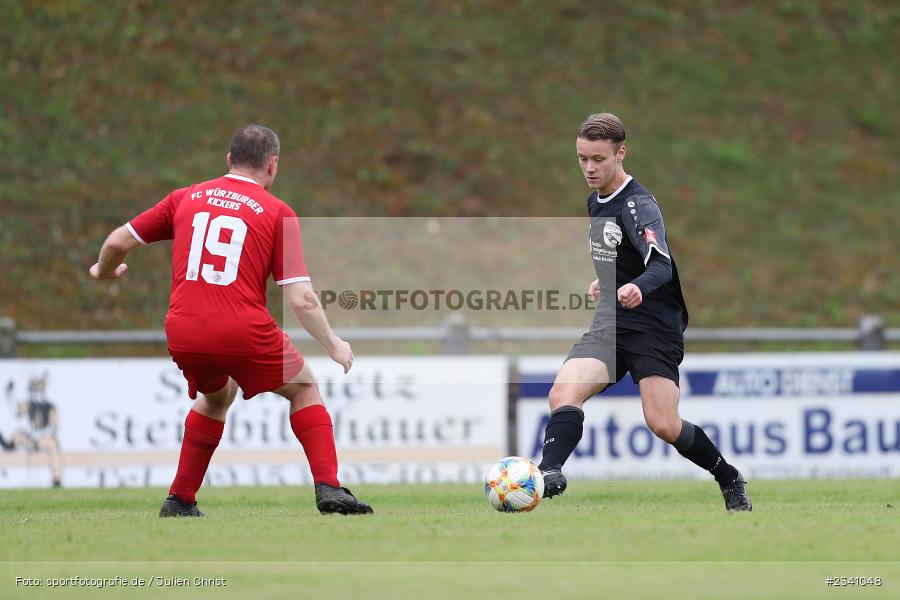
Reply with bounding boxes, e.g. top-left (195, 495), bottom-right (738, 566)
top-left (273, 203), bottom-right (310, 285)
top-left (623, 194), bottom-right (672, 265)
top-left (126, 188), bottom-right (187, 244)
